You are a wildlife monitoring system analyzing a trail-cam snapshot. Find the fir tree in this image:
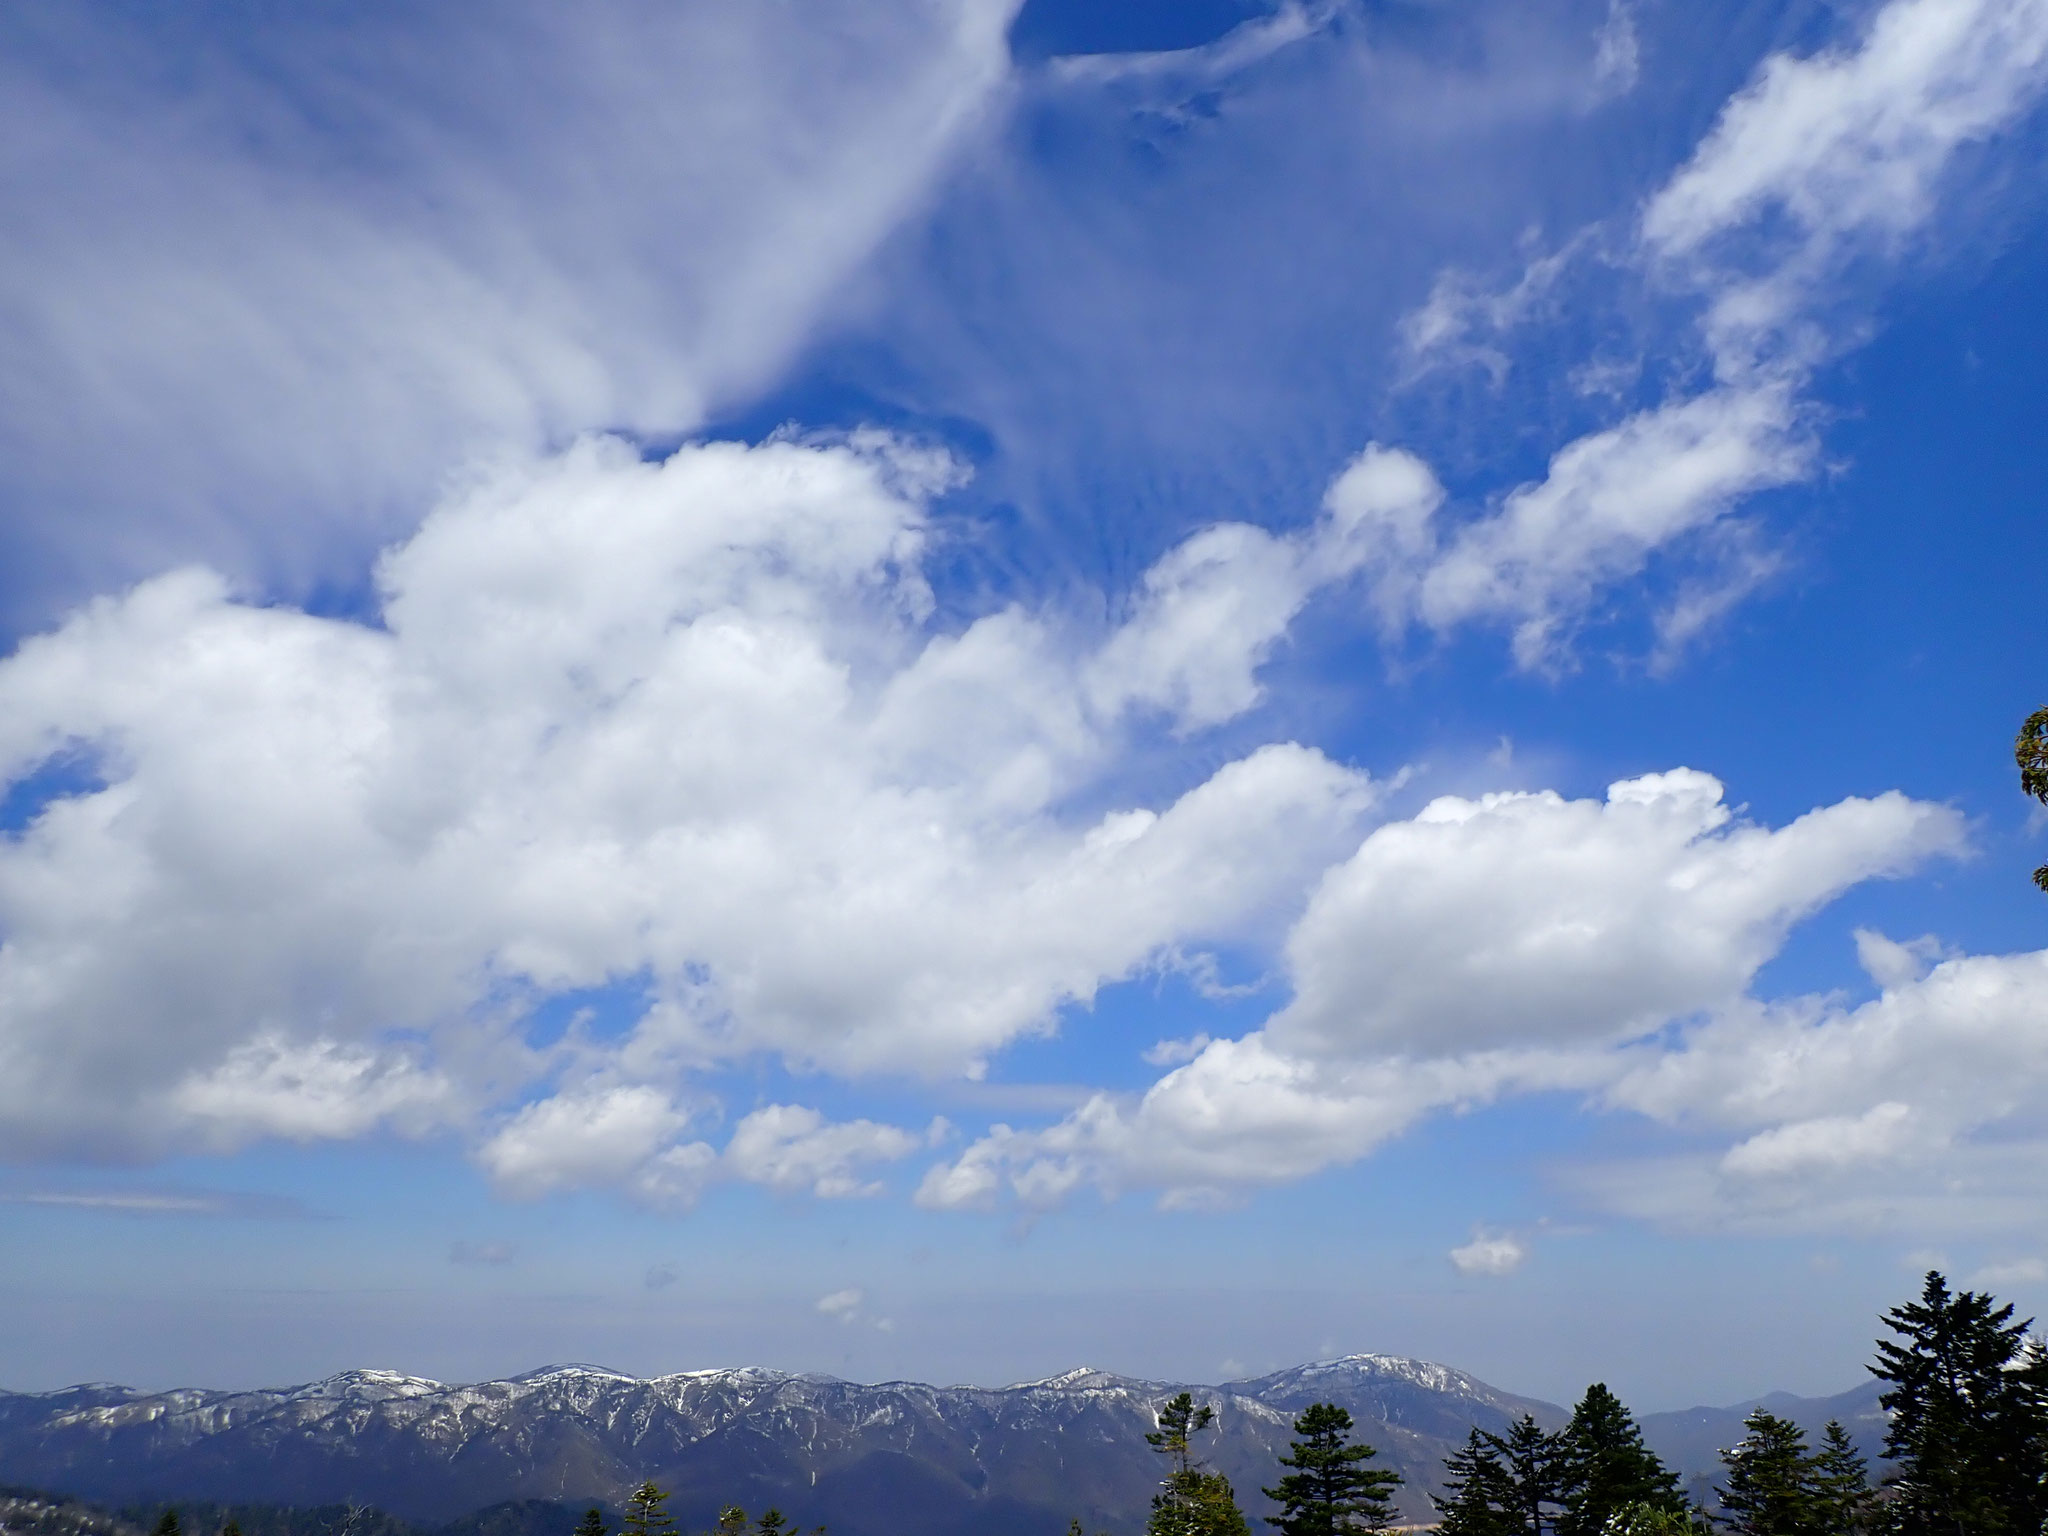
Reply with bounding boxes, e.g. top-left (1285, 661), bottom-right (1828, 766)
top-left (1872, 1270), bottom-right (2048, 1534)
top-left (1262, 1402), bottom-right (1402, 1535)
top-left (1435, 1429), bottom-right (1518, 1536)
top-left (1148, 1473), bottom-right (1251, 1536)
top-left (1554, 1385), bottom-right (1687, 1536)
top-left (620, 1483), bottom-right (676, 1536)
top-left (752, 1512), bottom-right (793, 1536)
top-left (713, 1510), bottom-right (746, 1536)
top-left (1146, 1393), bottom-right (1249, 1536)
top-left (153, 1512), bottom-right (182, 1536)
top-left (1492, 1415), bottom-right (1567, 1535)
top-left (1602, 1505), bottom-right (1693, 1535)
top-left (1716, 1410), bottom-right (1816, 1536)
top-left (573, 1508), bottom-right (608, 1536)
top-left (221, 1521), bottom-right (244, 1536)
top-left (1807, 1422), bottom-right (1874, 1535)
